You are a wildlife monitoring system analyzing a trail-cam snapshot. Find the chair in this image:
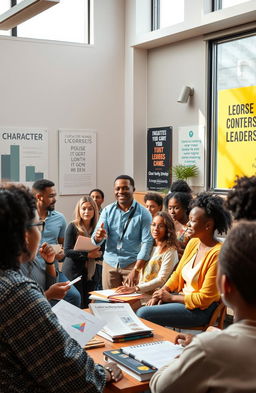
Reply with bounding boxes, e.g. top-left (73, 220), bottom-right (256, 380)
top-left (176, 301), bottom-right (227, 332)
